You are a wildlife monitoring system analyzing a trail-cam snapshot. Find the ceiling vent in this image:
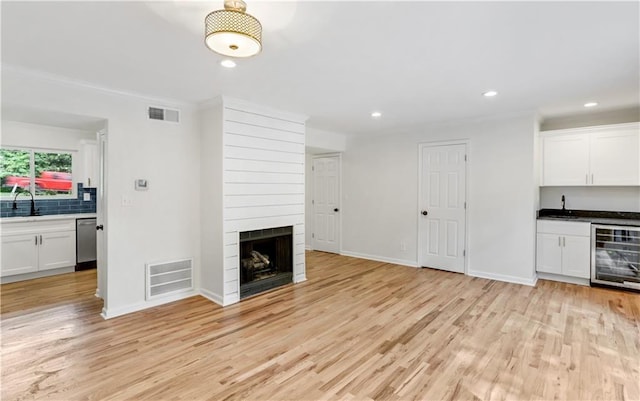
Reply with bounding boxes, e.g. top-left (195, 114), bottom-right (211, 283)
top-left (148, 106), bottom-right (180, 123)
